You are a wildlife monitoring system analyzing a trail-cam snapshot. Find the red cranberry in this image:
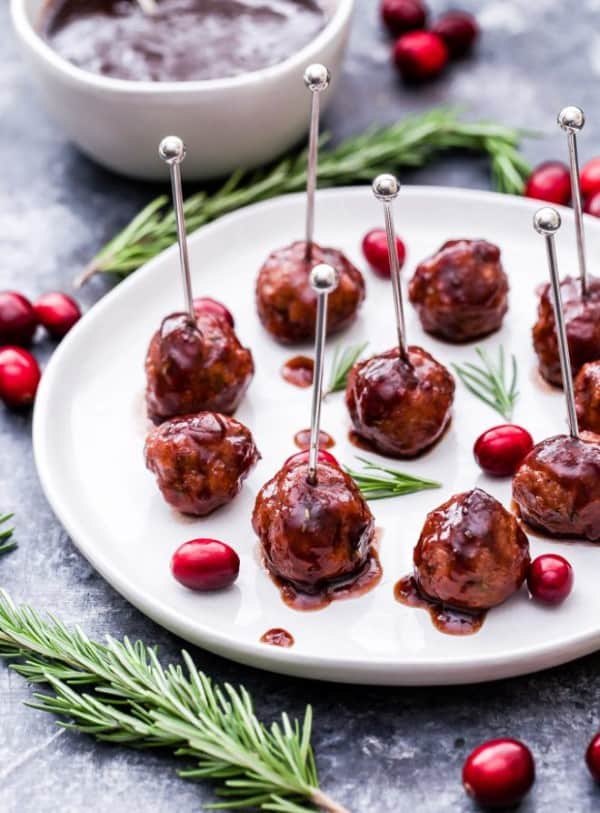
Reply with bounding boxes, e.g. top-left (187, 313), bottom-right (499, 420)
top-left (171, 538), bottom-right (239, 591)
top-left (362, 228), bottom-right (406, 278)
top-left (584, 190), bottom-right (600, 218)
top-left (527, 554), bottom-right (573, 605)
top-left (0, 347), bottom-right (41, 408)
top-left (284, 449), bottom-right (339, 468)
top-left (432, 11), bottom-right (479, 58)
top-left (474, 425), bottom-right (534, 477)
top-left (193, 296), bottom-right (234, 327)
top-left (580, 157), bottom-right (600, 199)
top-left (381, 0), bottom-right (427, 36)
top-left (525, 161), bottom-right (571, 205)
top-left (586, 733), bottom-right (600, 782)
top-left (463, 739), bottom-right (535, 809)
top-left (0, 292), bottom-right (38, 346)
top-left (393, 31), bottom-right (449, 82)
top-left (34, 292), bottom-right (81, 339)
